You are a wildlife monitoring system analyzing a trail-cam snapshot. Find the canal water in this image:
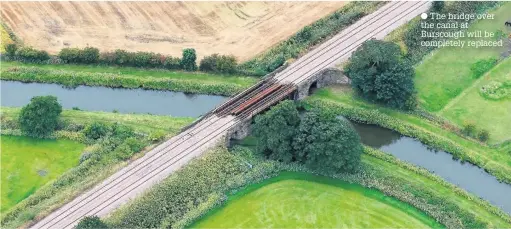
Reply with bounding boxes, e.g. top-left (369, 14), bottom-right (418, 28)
top-left (348, 120), bottom-right (511, 214)
top-left (0, 80), bottom-right (227, 117)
